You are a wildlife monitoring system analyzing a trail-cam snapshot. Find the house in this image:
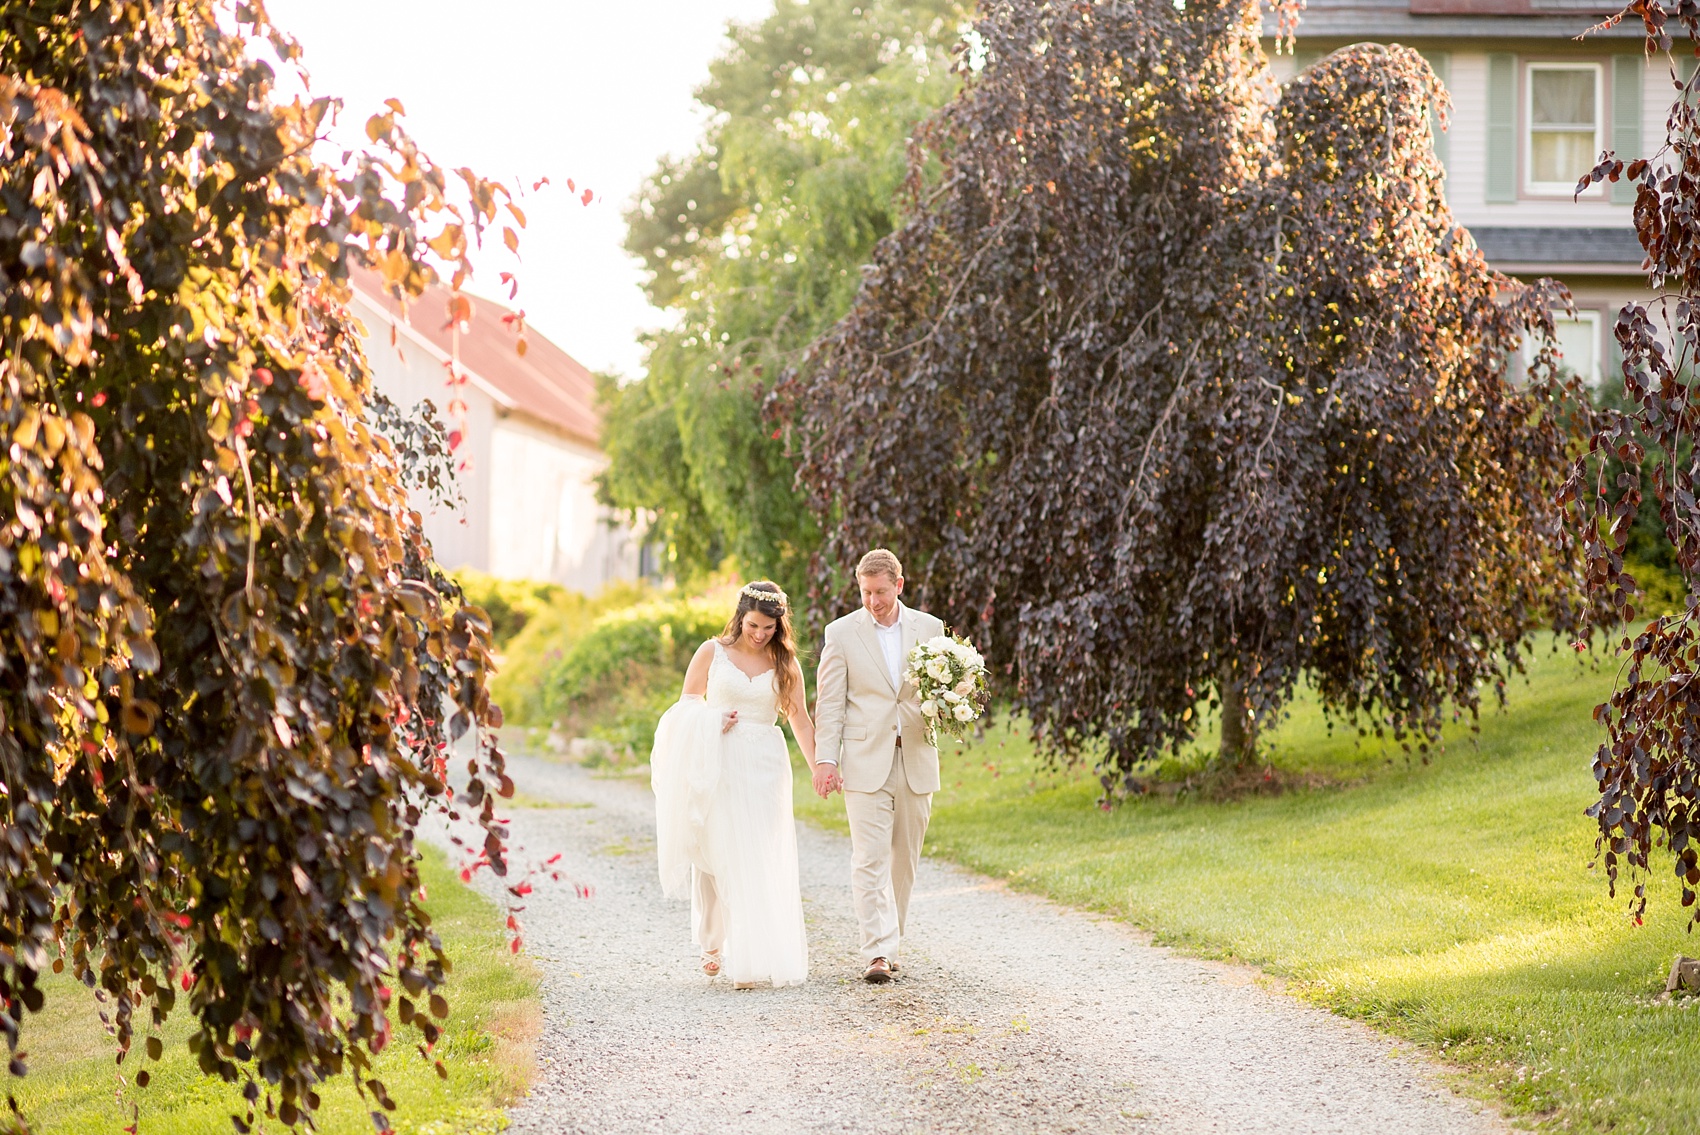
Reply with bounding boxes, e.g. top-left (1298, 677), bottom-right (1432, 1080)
top-left (1265, 0), bottom-right (1660, 384)
top-left (347, 265), bottom-right (645, 593)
